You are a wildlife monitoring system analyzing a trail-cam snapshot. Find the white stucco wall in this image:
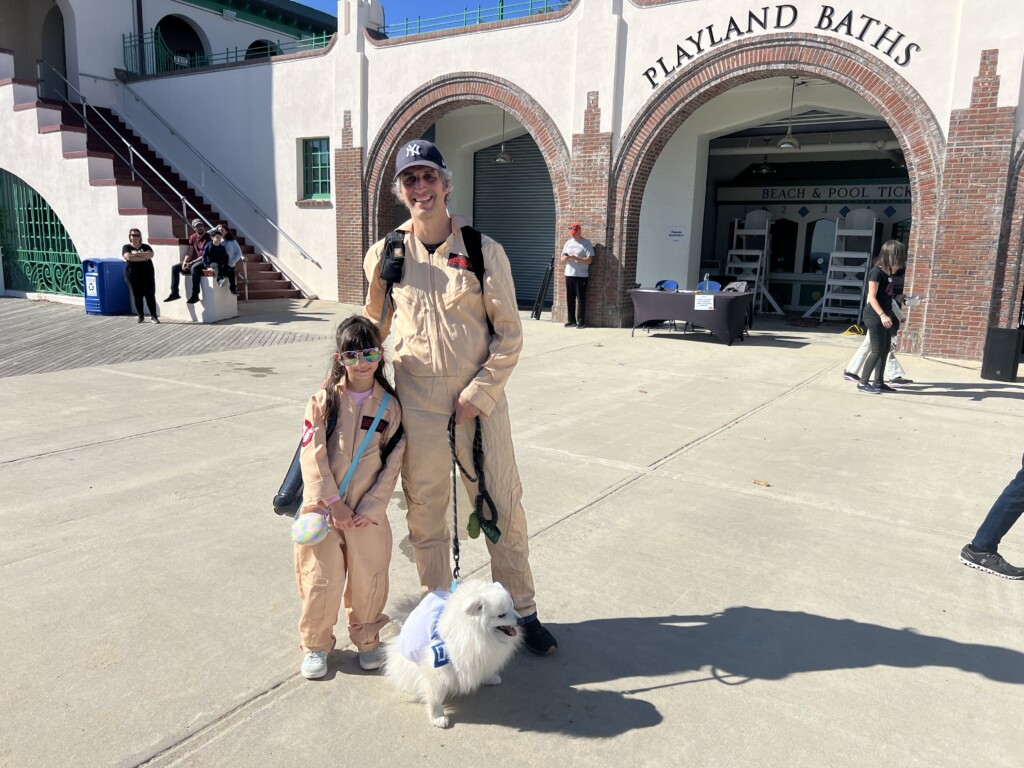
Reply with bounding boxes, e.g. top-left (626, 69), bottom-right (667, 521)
top-left (120, 46), bottom-right (338, 299)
